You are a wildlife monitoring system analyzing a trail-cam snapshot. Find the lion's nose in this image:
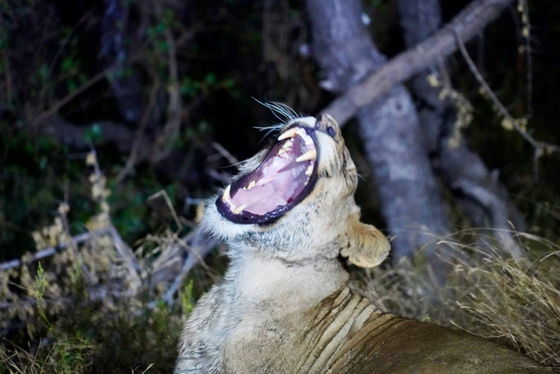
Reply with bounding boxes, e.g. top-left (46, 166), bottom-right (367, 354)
top-left (314, 114), bottom-right (339, 132)
top-left (314, 114), bottom-right (328, 130)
